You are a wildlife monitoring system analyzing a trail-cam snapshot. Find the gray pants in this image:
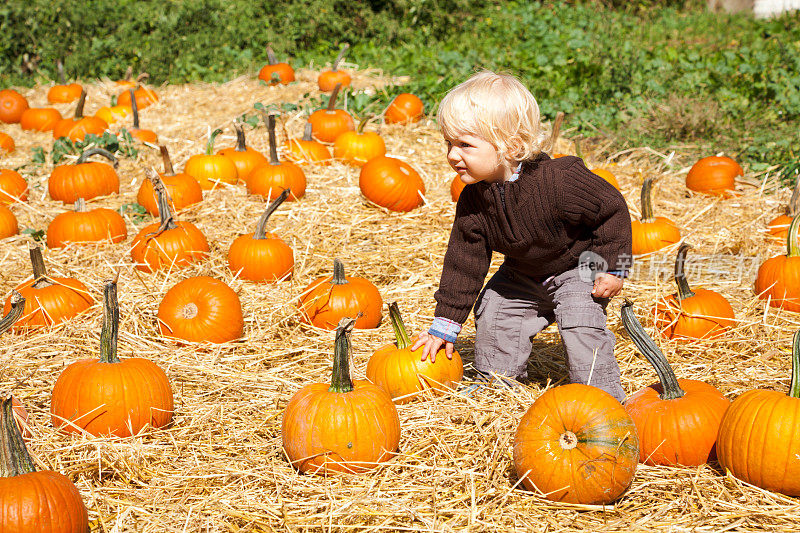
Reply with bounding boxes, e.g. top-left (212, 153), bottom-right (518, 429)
top-left (473, 264), bottom-right (625, 401)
